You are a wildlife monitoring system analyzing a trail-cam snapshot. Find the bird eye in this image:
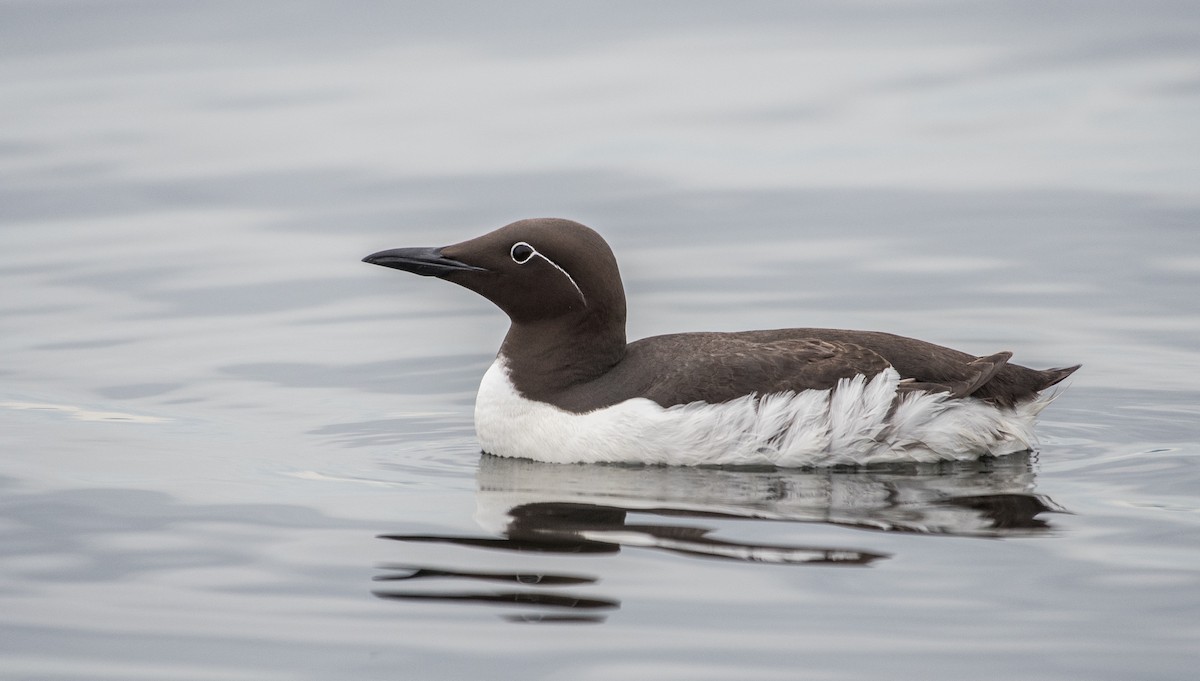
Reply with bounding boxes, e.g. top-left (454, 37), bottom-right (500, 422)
top-left (510, 242), bottom-right (535, 264)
